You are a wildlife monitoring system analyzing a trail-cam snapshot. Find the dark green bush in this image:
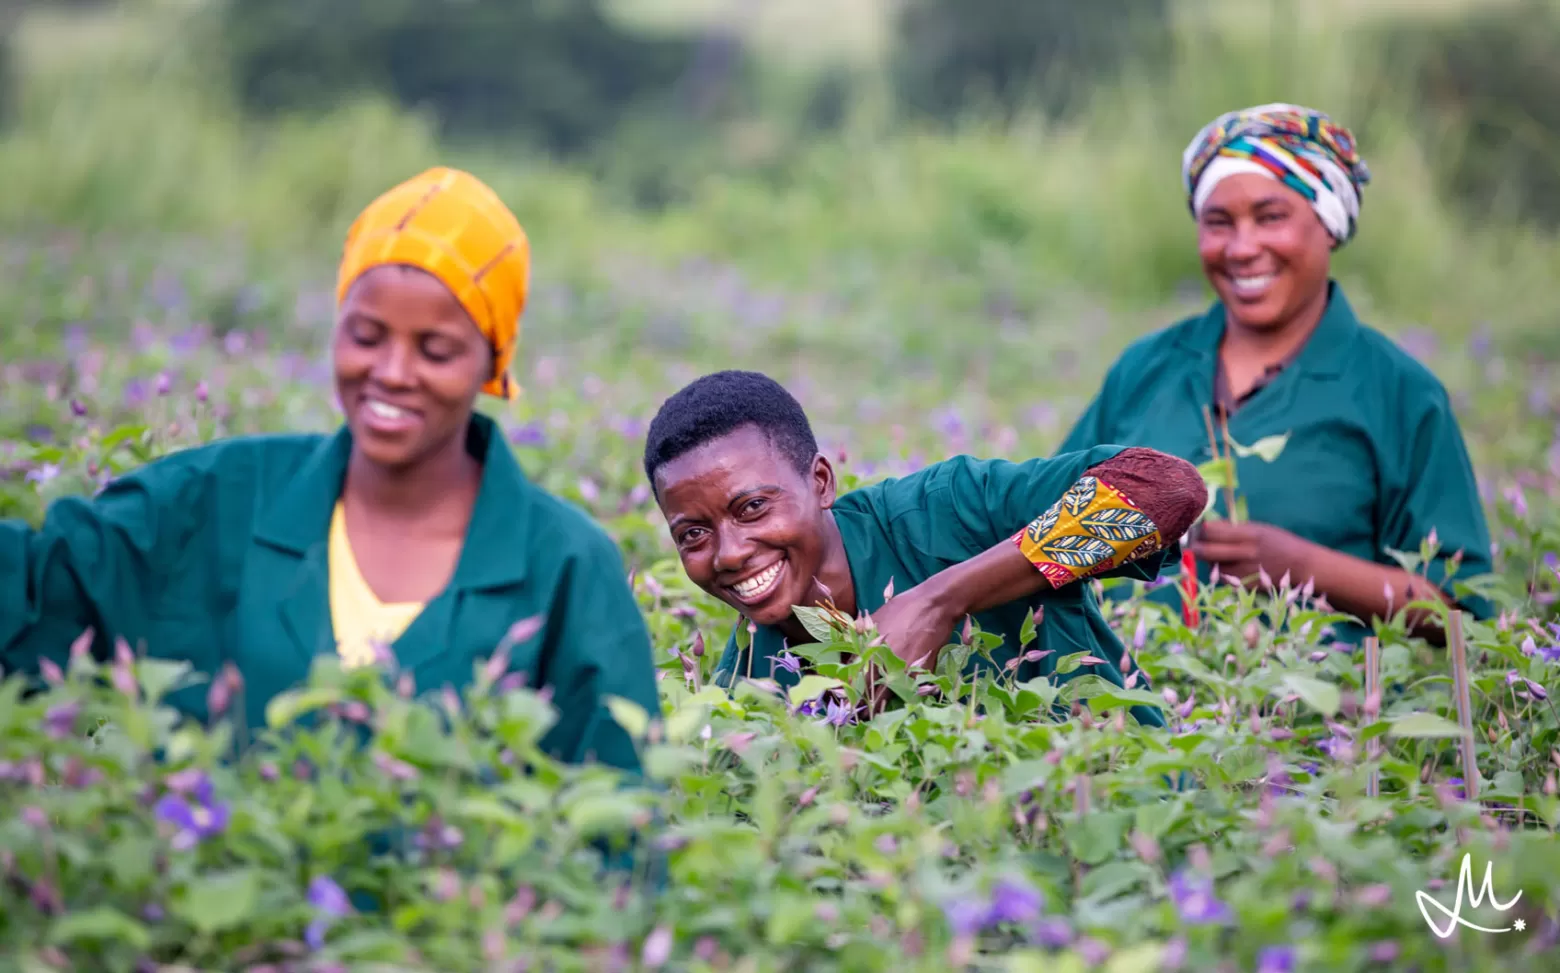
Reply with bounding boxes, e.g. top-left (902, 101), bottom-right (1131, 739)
top-left (1375, 0), bottom-right (1560, 228)
top-left (892, 0), bottom-right (1169, 124)
top-left (219, 0), bottom-right (699, 155)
